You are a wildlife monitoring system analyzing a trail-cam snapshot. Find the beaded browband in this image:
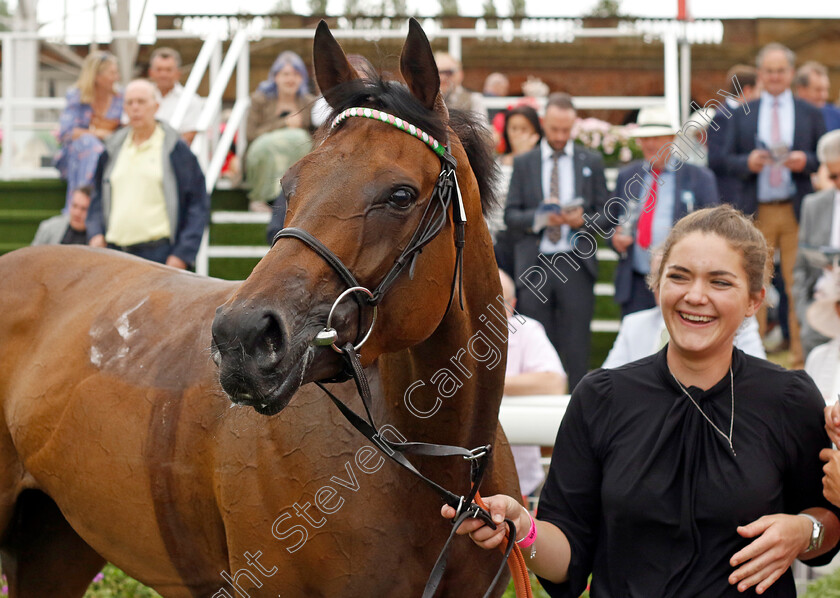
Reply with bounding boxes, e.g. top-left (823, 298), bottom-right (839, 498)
top-left (331, 107), bottom-right (447, 159)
